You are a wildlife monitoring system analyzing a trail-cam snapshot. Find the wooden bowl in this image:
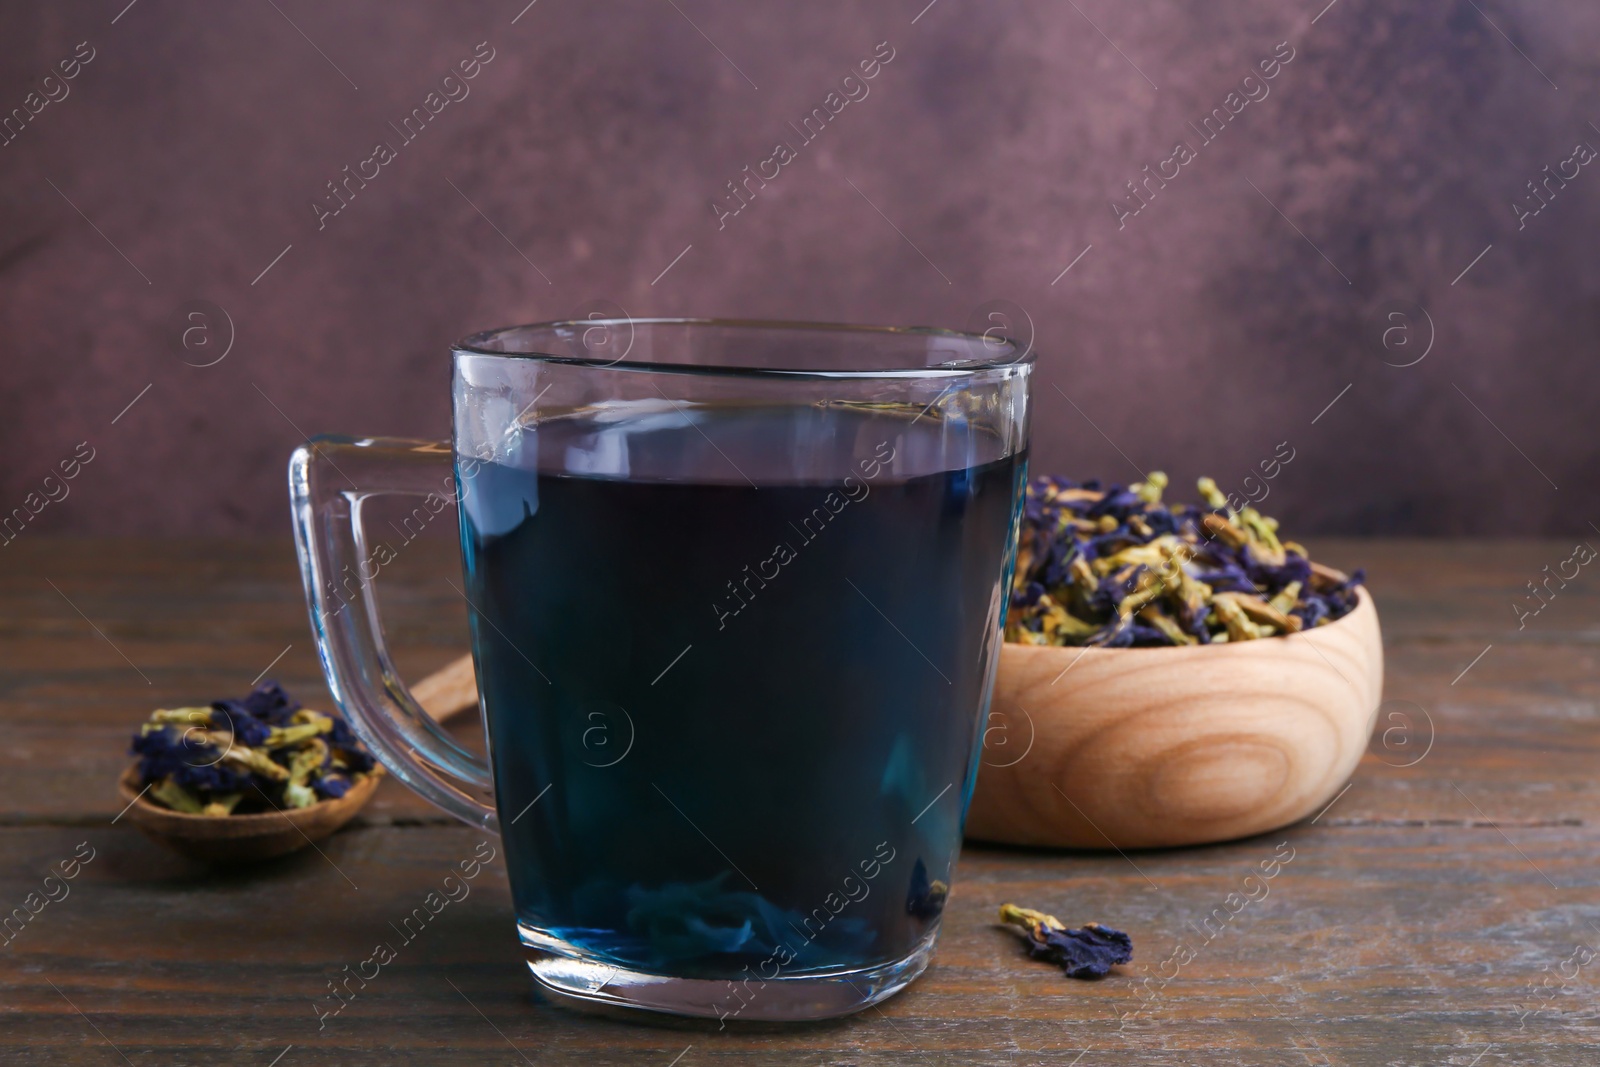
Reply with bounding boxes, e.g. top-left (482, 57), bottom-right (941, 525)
top-left (966, 588), bottom-right (1382, 850)
top-left (116, 763), bottom-right (384, 863)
